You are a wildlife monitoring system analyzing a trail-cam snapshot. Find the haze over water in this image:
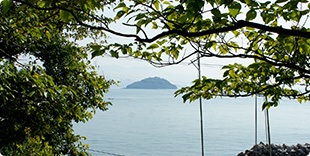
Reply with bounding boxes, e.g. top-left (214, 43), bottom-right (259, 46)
top-left (74, 89), bottom-right (310, 156)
